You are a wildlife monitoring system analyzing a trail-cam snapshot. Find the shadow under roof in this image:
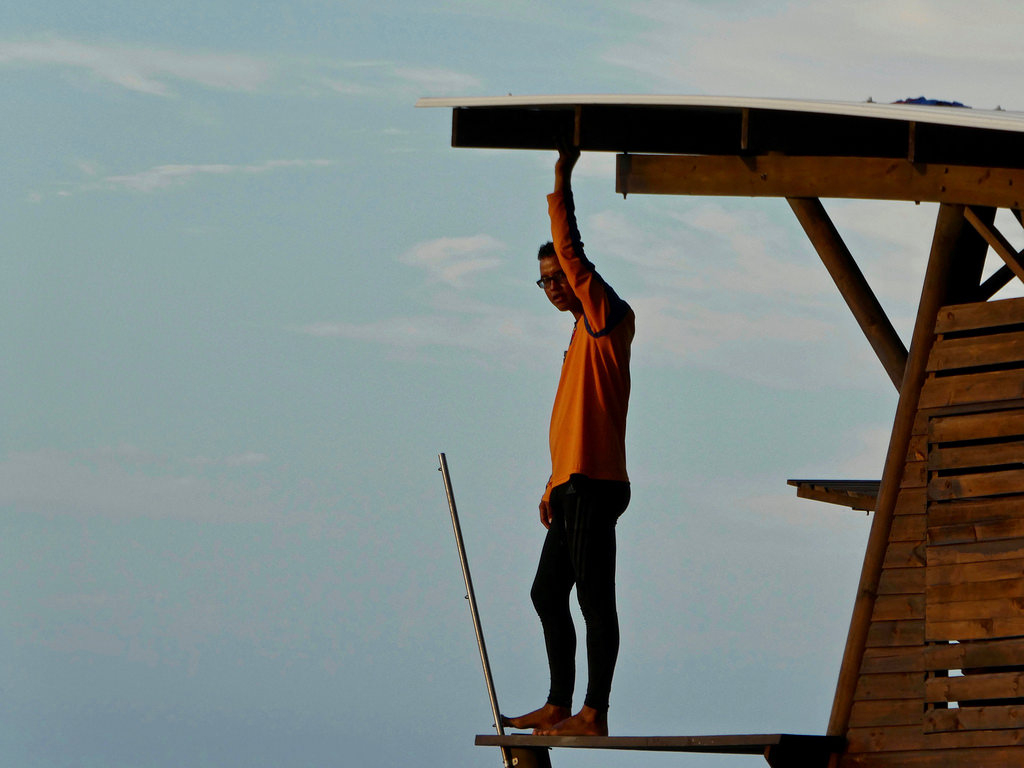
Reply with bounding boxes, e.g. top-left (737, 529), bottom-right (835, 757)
top-left (416, 94), bottom-right (1024, 169)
